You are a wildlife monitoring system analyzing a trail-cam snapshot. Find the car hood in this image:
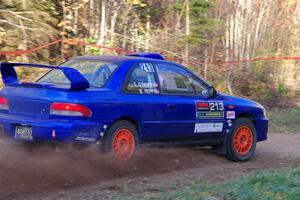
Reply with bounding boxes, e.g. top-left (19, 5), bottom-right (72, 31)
top-left (217, 93), bottom-right (265, 114)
